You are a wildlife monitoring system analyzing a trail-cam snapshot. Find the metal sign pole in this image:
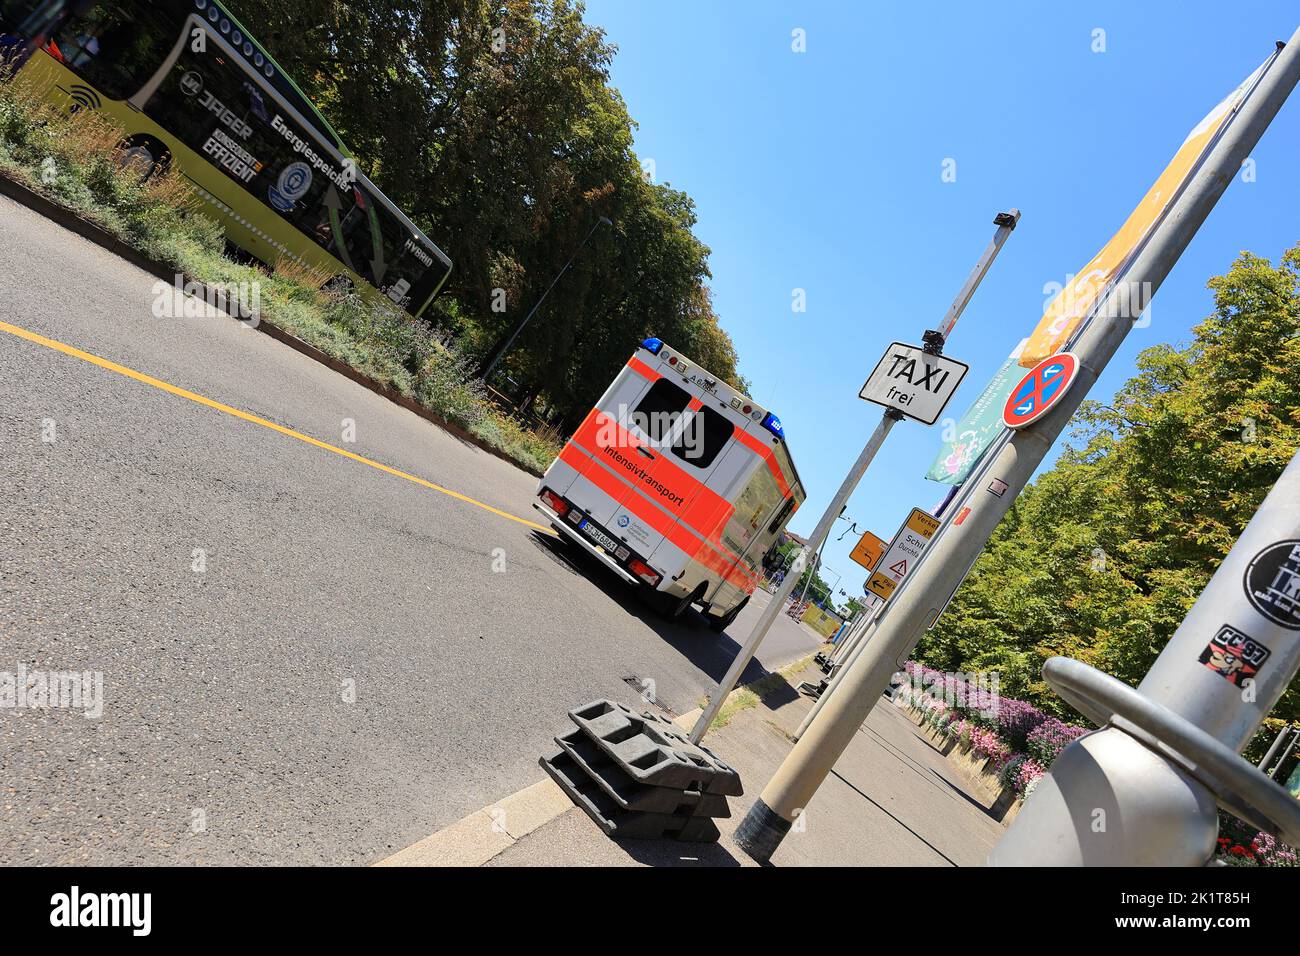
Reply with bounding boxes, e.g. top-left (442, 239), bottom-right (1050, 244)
top-left (1257, 725), bottom-right (1293, 770)
top-left (1271, 730), bottom-right (1299, 781)
top-left (688, 209), bottom-right (1020, 747)
top-left (798, 432), bottom-right (1013, 737)
top-left (830, 608), bottom-right (874, 664)
top-left (686, 209), bottom-right (1019, 749)
top-left (735, 36), bottom-right (1300, 863)
top-left (688, 410), bottom-right (902, 744)
top-left (796, 513), bottom-right (842, 606)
